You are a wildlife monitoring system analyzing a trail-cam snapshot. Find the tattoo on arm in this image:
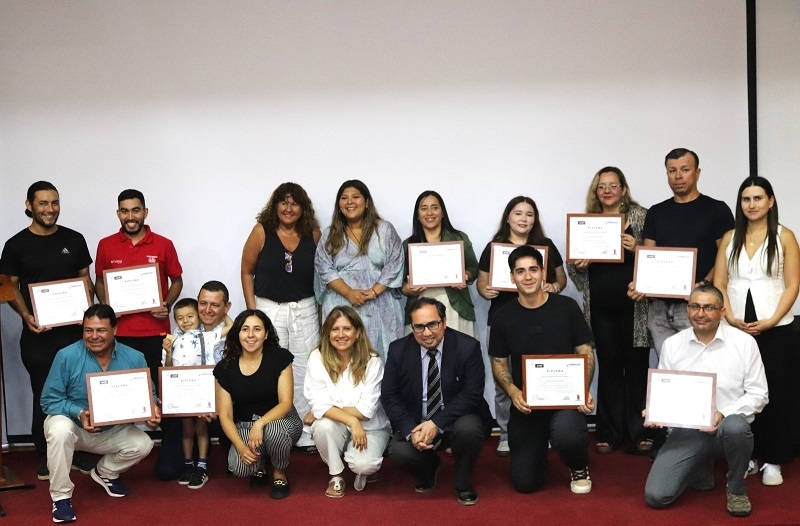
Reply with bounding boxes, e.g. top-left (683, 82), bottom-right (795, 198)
top-left (576, 344), bottom-right (595, 379)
